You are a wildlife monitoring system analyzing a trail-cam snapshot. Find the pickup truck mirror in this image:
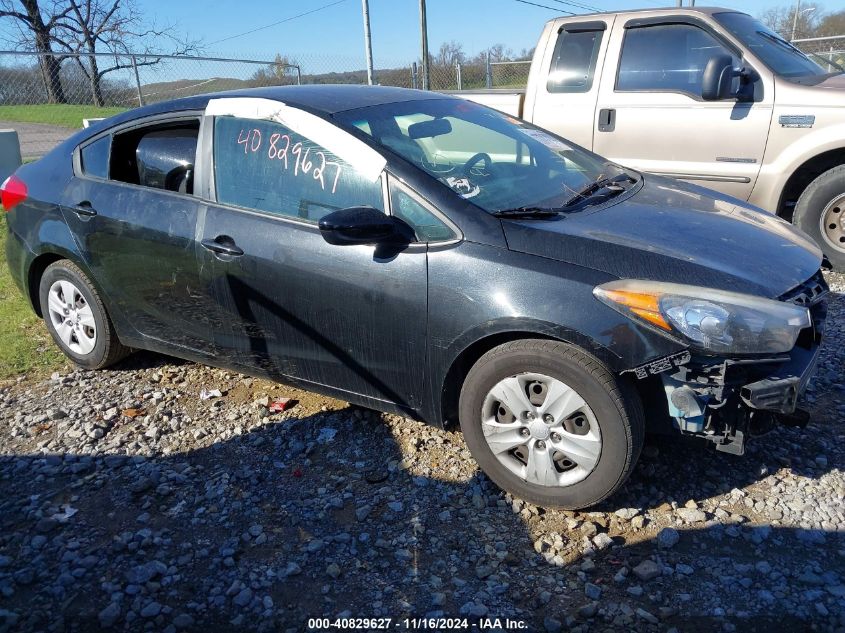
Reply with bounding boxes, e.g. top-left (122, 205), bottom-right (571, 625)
top-left (701, 54), bottom-right (737, 101)
top-left (318, 206), bottom-right (404, 246)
